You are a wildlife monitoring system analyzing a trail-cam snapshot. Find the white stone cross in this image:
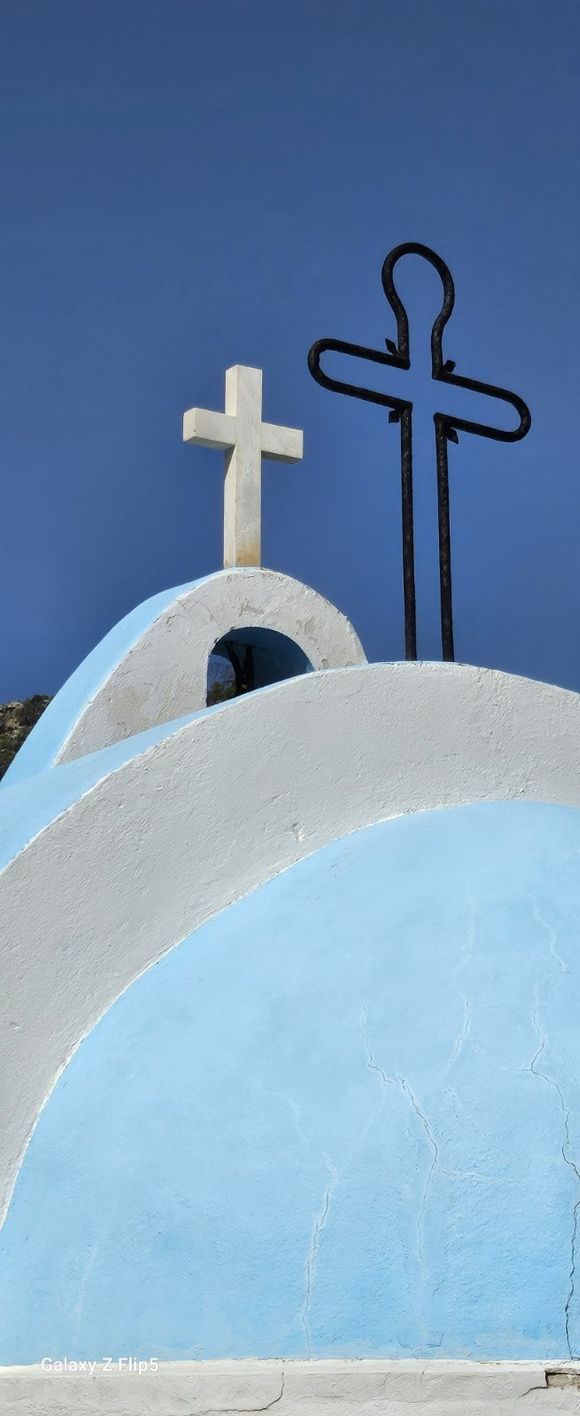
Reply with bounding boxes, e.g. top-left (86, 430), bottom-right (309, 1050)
top-left (183, 365), bottom-right (303, 567)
